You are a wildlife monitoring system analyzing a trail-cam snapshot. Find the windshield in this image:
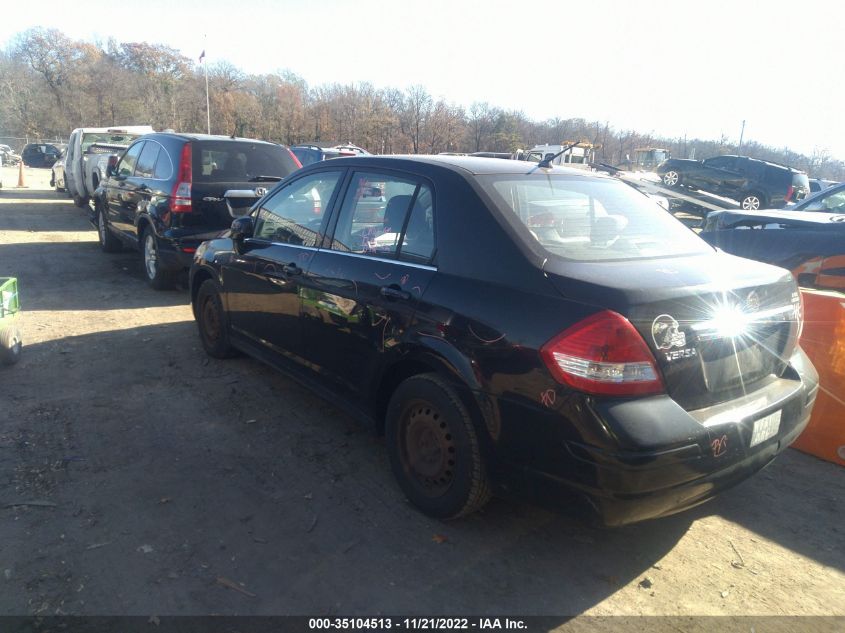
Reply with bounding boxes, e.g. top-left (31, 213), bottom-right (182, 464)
top-left (479, 174), bottom-right (712, 262)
